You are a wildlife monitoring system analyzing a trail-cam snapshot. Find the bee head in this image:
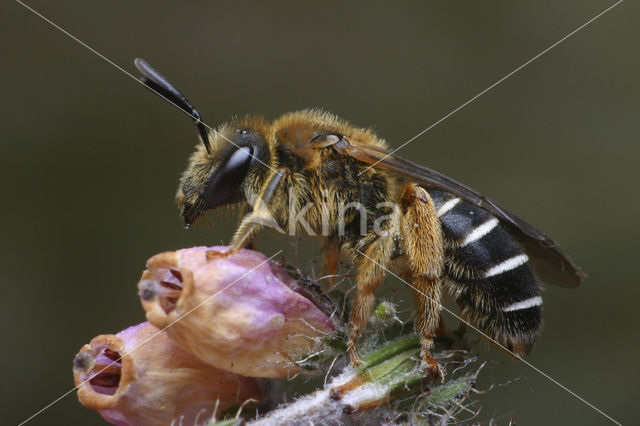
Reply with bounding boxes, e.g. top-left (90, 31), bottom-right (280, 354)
top-left (176, 126), bottom-right (271, 227)
top-left (134, 58), bottom-right (272, 227)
